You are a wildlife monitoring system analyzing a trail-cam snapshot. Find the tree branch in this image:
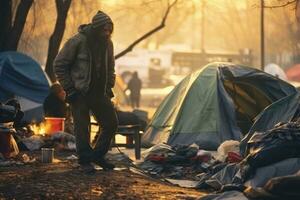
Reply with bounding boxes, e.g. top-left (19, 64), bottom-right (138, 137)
top-left (259, 0), bottom-right (300, 23)
top-left (263, 0), bottom-right (296, 8)
top-left (115, 0), bottom-right (178, 59)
